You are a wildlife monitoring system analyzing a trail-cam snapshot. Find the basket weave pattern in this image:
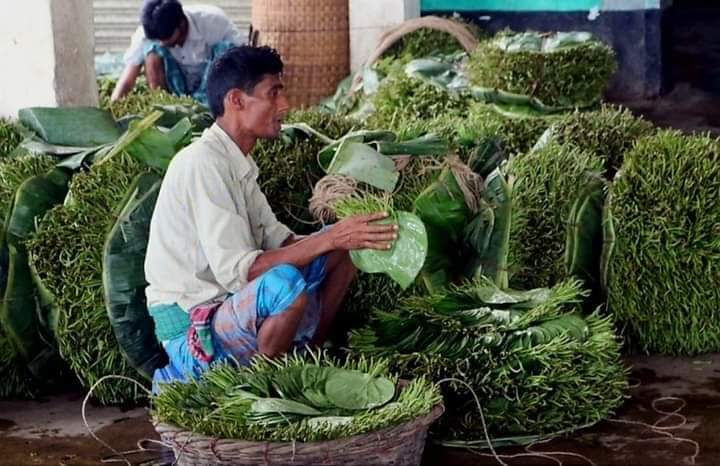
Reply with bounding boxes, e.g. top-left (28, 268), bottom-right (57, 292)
top-left (154, 403), bottom-right (444, 466)
top-left (251, 0), bottom-right (349, 108)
